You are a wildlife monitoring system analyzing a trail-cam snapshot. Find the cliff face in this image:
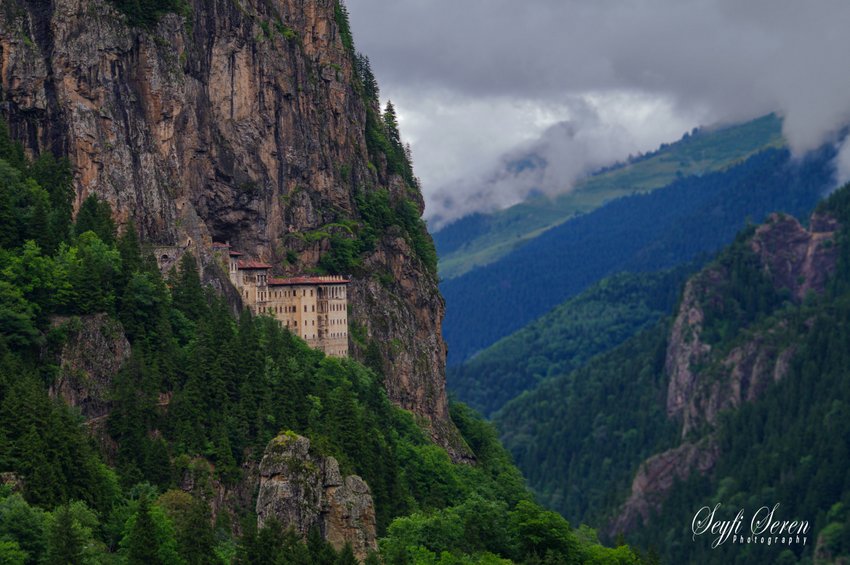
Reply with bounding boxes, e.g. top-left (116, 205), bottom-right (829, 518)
top-left (0, 0), bottom-right (465, 457)
top-left (49, 314), bottom-right (131, 423)
top-left (612, 210), bottom-right (840, 535)
top-left (256, 433), bottom-right (377, 560)
top-left (611, 438), bottom-right (719, 534)
top-left (665, 212), bottom-right (838, 437)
